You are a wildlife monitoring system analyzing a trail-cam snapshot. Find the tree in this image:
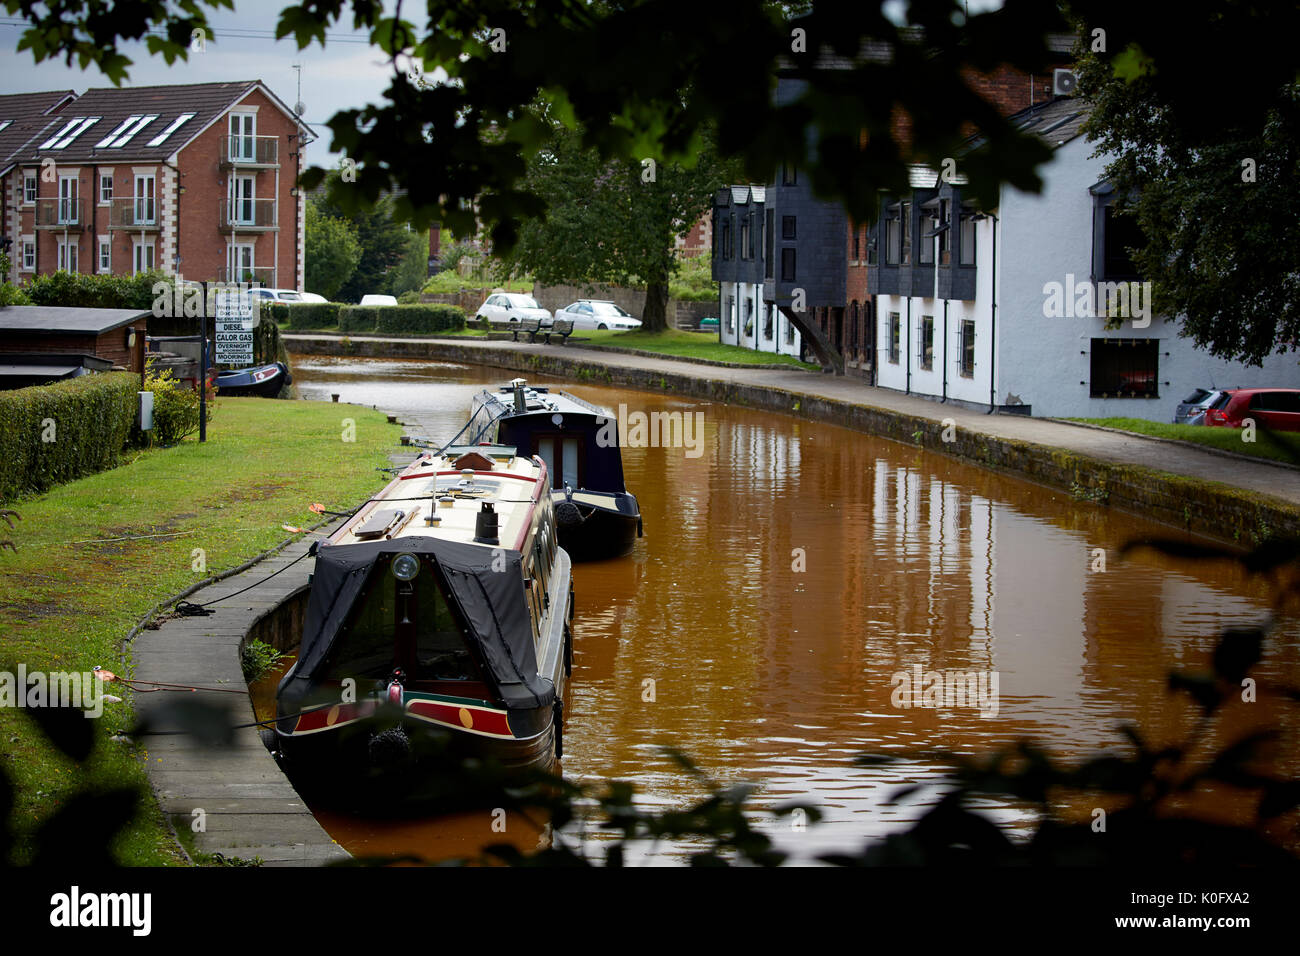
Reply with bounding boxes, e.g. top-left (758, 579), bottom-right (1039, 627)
top-left (1073, 2), bottom-right (1300, 365)
top-left (388, 228), bottom-right (430, 298)
top-left (504, 123), bottom-right (740, 331)
top-left (312, 173), bottom-right (411, 303)
top-left (304, 203), bottom-right (361, 301)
